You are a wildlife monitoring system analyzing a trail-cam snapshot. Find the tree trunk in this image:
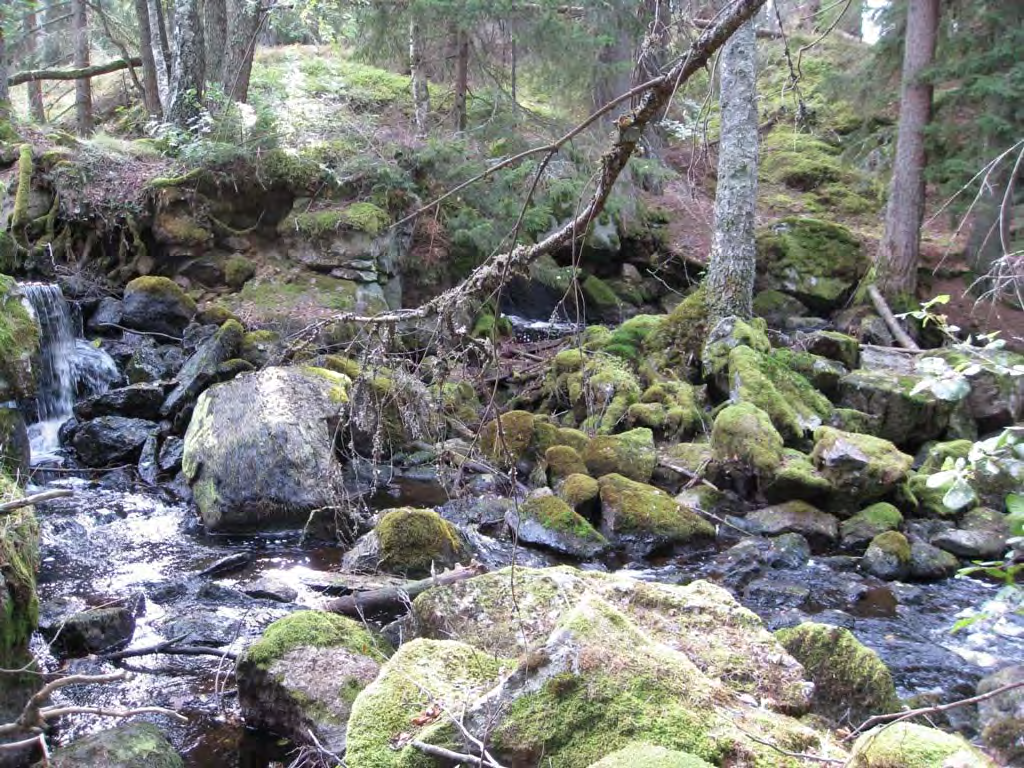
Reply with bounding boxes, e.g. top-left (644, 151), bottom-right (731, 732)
top-left (221, 0), bottom-right (263, 103)
top-left (592, 11), bottom-right (634, 120)
top-left (409, 13), bottom-right (430, 138)
top-left (0, 25), bottom-right (9, 123)
top-left (72, 0), bottom-right (93, 135)
top-left (839, 0), bottom-right (863, 39)
top-left (204, 0), bottom-right (227, 87)
top-left (133, 0), bottom-right (162, 116)
top-left (24, 9), bottom-right (46, 122)
top-left (167, 0), bottom-right (204, 126)
top-left (877, 0), bottom-right (940, 302)
top-left (452, 25), bottom-right (469, 132)
top-left (149, 0), bottom-right (171, 110)
top-left (705, 16), bottom-right (759, 323)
